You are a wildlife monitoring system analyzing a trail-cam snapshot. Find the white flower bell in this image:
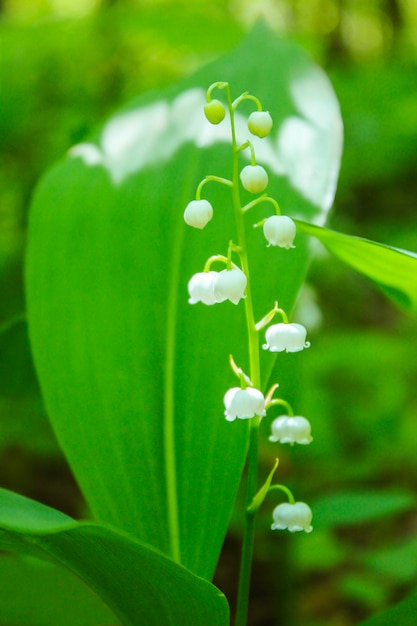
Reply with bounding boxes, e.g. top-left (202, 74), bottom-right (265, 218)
top-left (248, 111), bottom-right (273, 138)
top-left (271, 502), bottom-right (313, 533)
top-left (240, 165), bottom-right (268, 194)
top-left (214, 268), bottom-right (247, 305)
top-left (263, 323), bottom-right (310, 353)
top-left (263, 216), bottom-right (296, 249)
top-left (224, 387), bottom-right (266, 422)
top-left (188, 271), bottom-right (225, 305)
top-left (184, 199), bottom-right (213, 229)
top-left (269, 416), bottom-right (312, 445)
